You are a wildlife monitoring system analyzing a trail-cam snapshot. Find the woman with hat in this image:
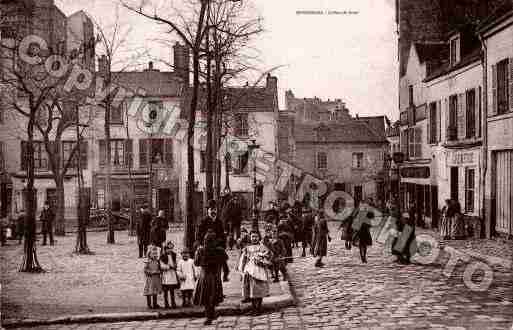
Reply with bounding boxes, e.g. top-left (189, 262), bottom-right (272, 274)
top-left (311, 211), bottom-right (331, 267)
